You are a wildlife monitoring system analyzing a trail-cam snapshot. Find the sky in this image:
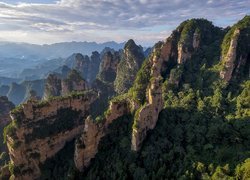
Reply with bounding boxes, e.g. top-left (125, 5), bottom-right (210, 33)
top-left (0, 0), bottom-right (249, 46)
